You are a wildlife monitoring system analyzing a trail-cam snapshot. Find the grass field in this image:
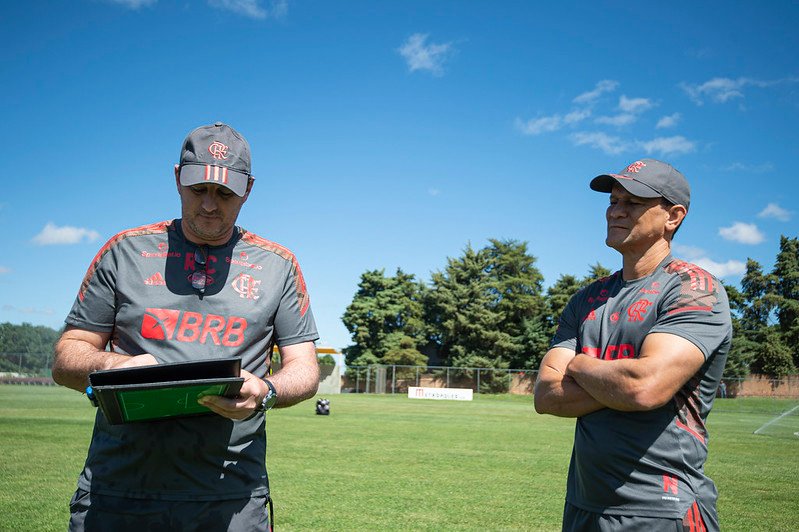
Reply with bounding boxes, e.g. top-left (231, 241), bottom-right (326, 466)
top-left (0, 386), bottom-right (797, 531)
